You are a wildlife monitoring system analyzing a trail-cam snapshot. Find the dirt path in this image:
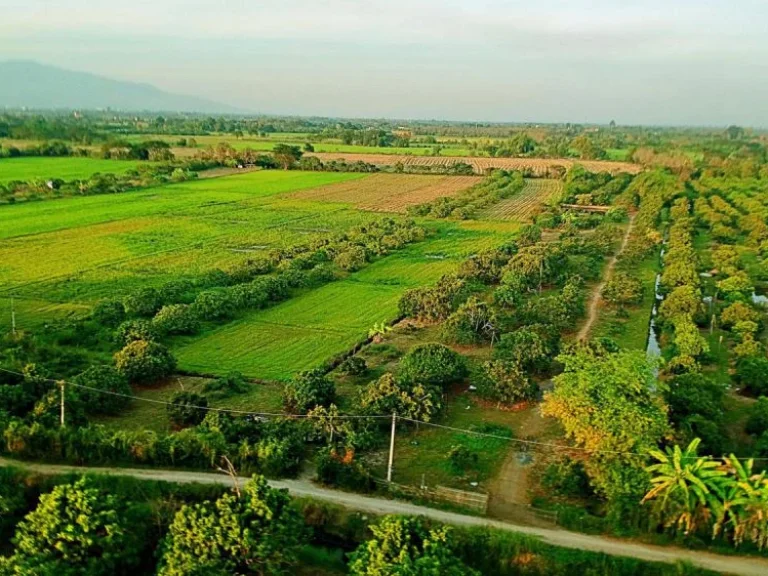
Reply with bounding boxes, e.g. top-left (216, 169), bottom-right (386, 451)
top-left (2, 457), bottom-right (765, 575)
top-left (487, 406), bottom-right (548, 524)
top-left (577, 214), bottom-right (636, 341)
